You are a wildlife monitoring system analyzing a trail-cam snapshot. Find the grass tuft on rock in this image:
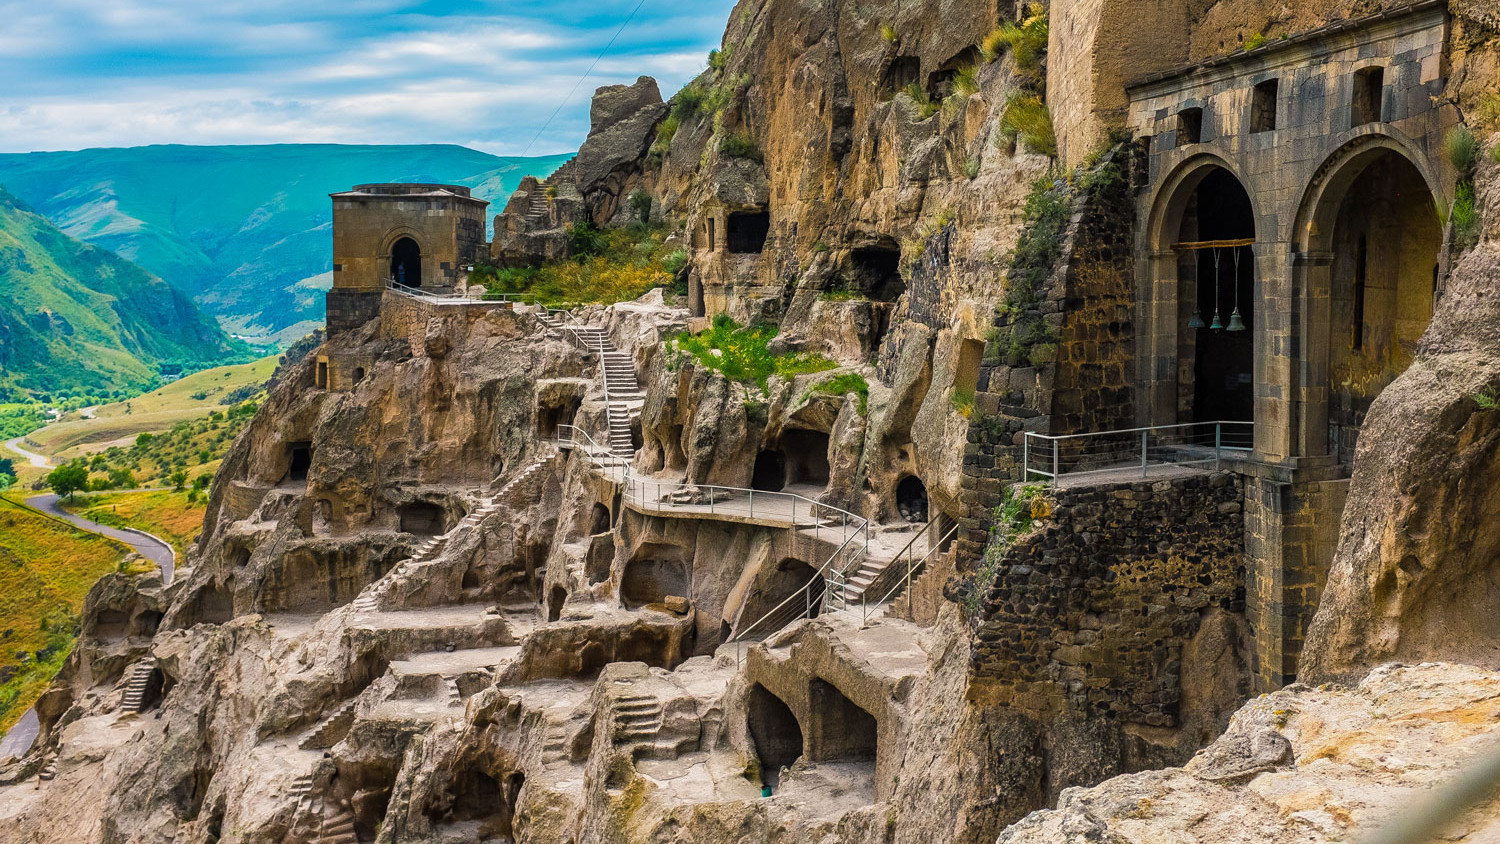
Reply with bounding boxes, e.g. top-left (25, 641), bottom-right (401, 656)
top-left (477, 223), bottom-right (679, 308)
top-left (673, 315), bottom-right (836, 392)
top-left (1000, 93), bottom-right (1057, 157)
top-left (1445, 125), bottom-right (1479, 174)
top-left (810, 372), bottom-right (870, 414)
